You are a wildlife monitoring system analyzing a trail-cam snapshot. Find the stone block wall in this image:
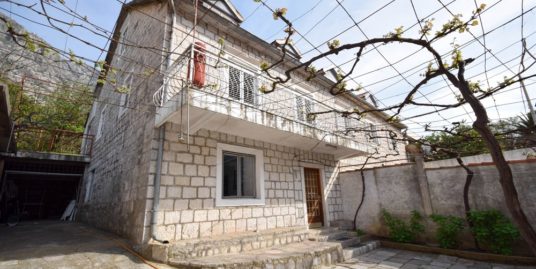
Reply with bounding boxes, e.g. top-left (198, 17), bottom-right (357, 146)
top-left (77, 3), bottom-right (168, 244)
top-left (169, 1), bottom-right (406, 159)
top-left (339, 157), bottom-right (536, 250)
top-left (145, 124), bottom-right (343, 242)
